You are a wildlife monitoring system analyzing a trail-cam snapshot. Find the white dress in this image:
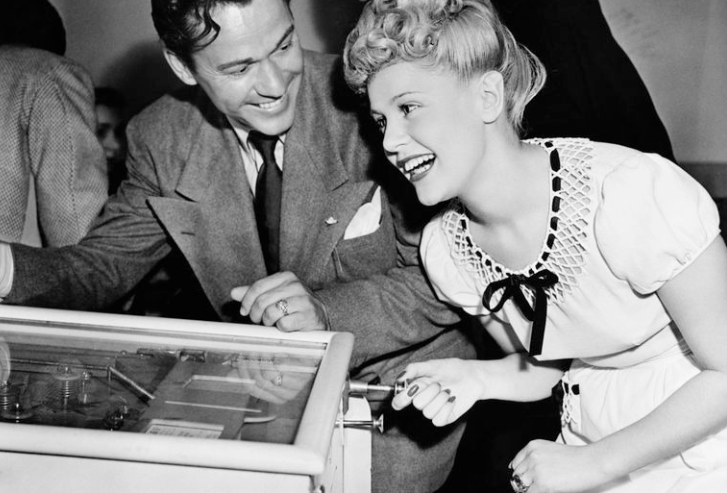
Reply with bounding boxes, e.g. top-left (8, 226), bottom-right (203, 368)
top-left (421, 138), bottom-right (727, 492)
